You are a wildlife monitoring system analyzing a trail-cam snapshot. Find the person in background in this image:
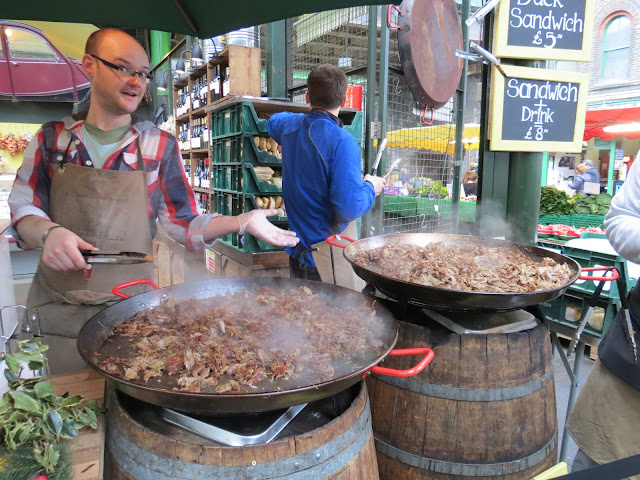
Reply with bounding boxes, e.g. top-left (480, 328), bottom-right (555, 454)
top-left (565, 158), bottom-right (640, 478)
top-left (582, 158), bottom-right (601, 185)
top-left (462, 170), bottom-right (478, 197)
top-left (568, 163), bottom-right (590, 195)
top-left (268, 64), bottom-right (386, 289)
top-left (8, 28), bottom-right (298, 374)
